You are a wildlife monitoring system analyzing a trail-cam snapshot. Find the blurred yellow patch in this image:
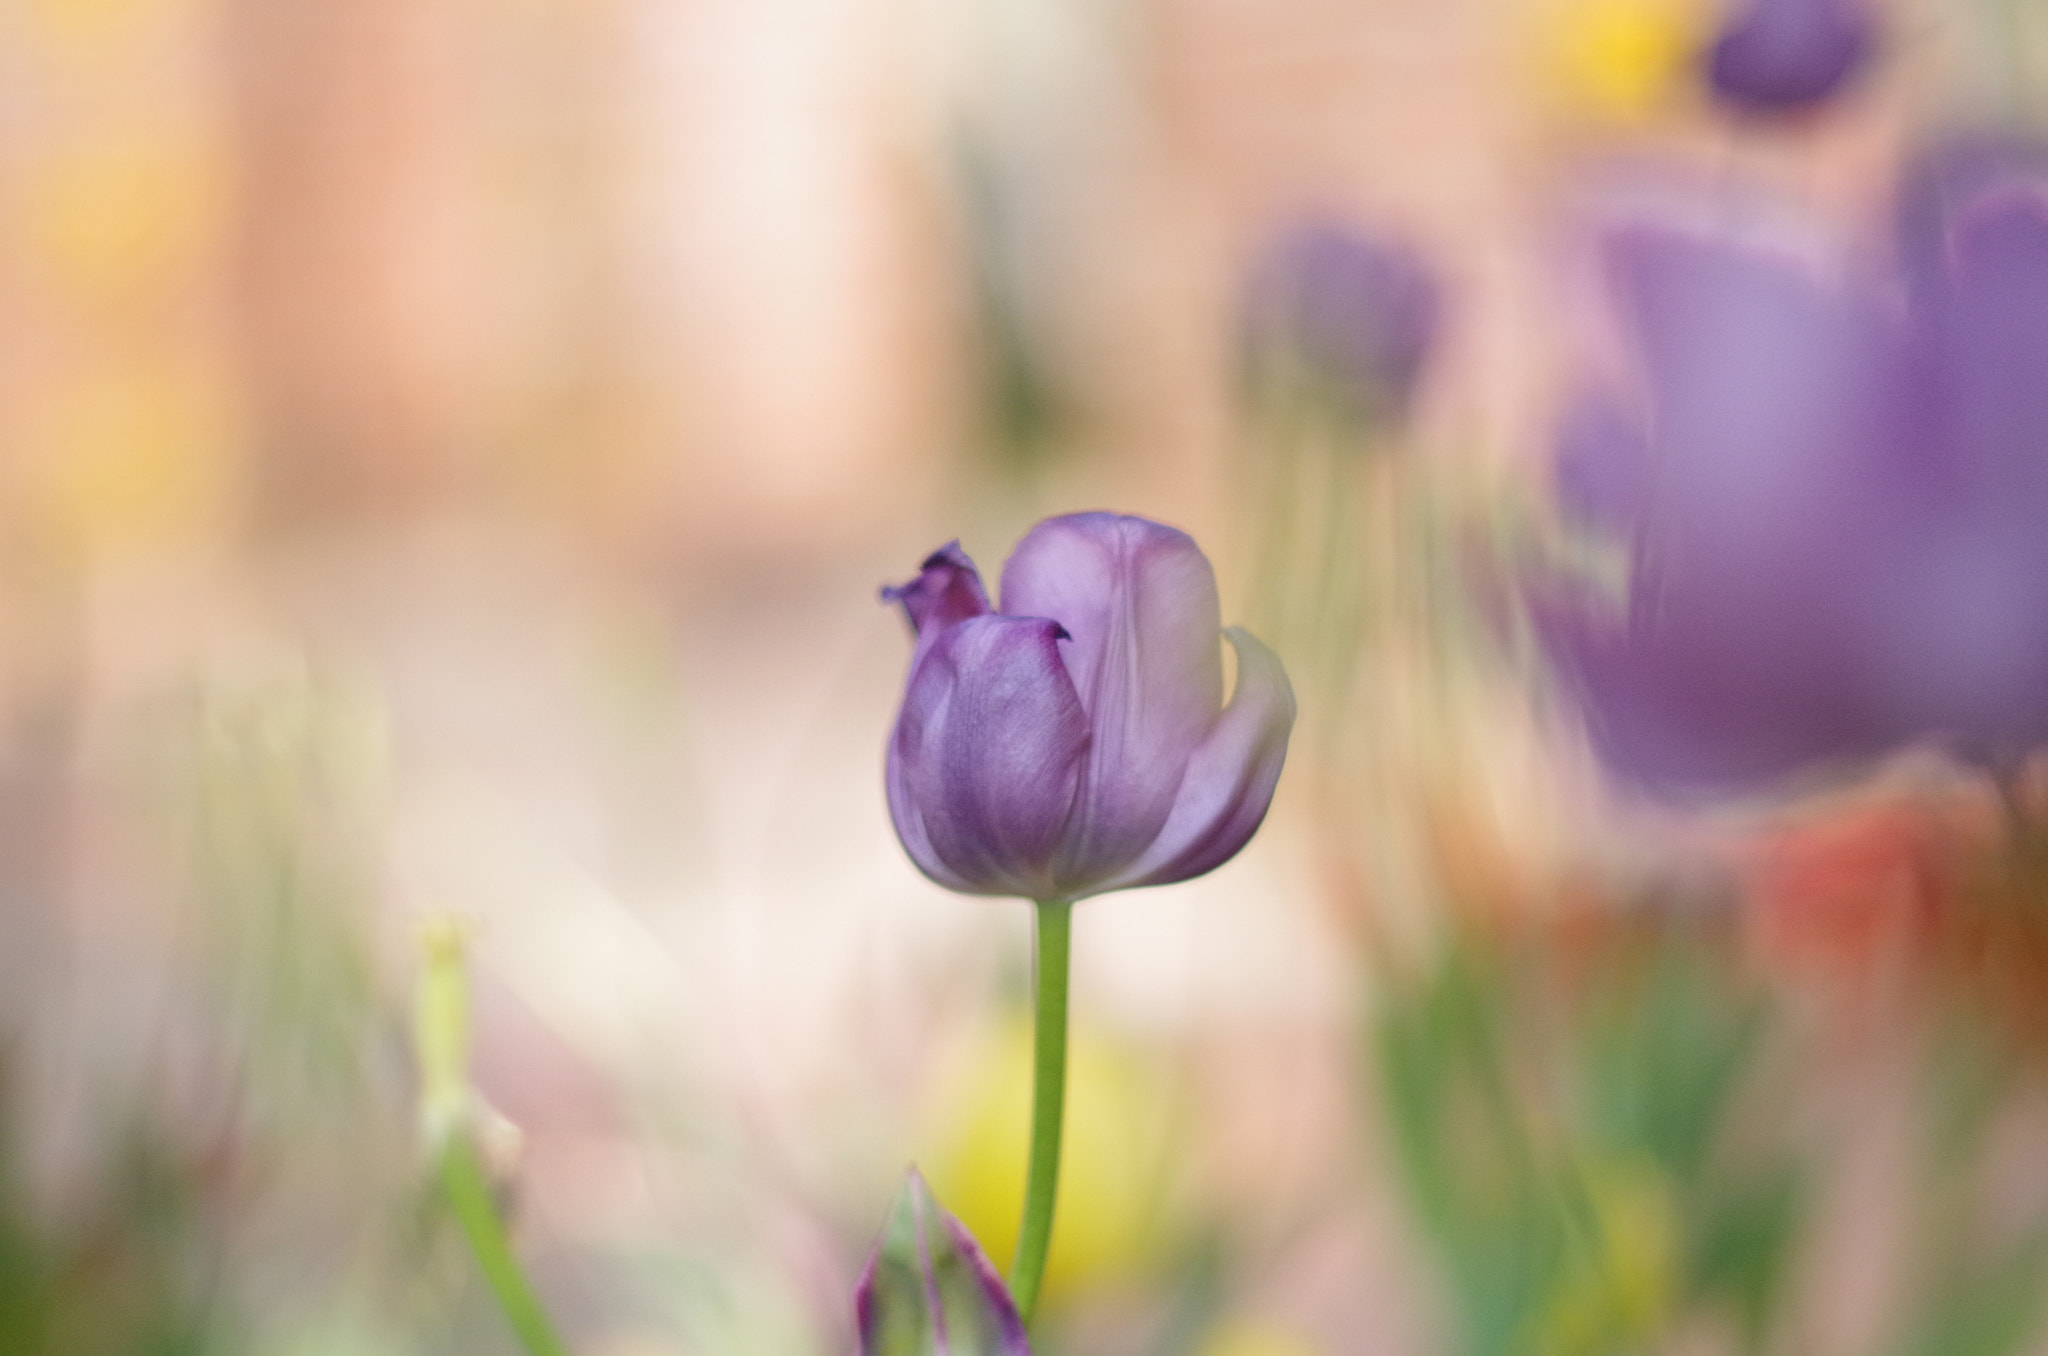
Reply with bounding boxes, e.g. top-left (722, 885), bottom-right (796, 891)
top-left (24, 133), bottom-right (227, 307)
top-left (28, 0), bottom-right (195, 46)
top-left (25, 359), bottom-right (242, 554)
top-left (1534, 1154), bottom-right (1679, 1356)
top-left (1535, 0), bottom-right (1701, 121)
top-left (926, 1014), bottom-right (1177, 1303)
top-left (1198, 1316), bottom-right (1324, 1356)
